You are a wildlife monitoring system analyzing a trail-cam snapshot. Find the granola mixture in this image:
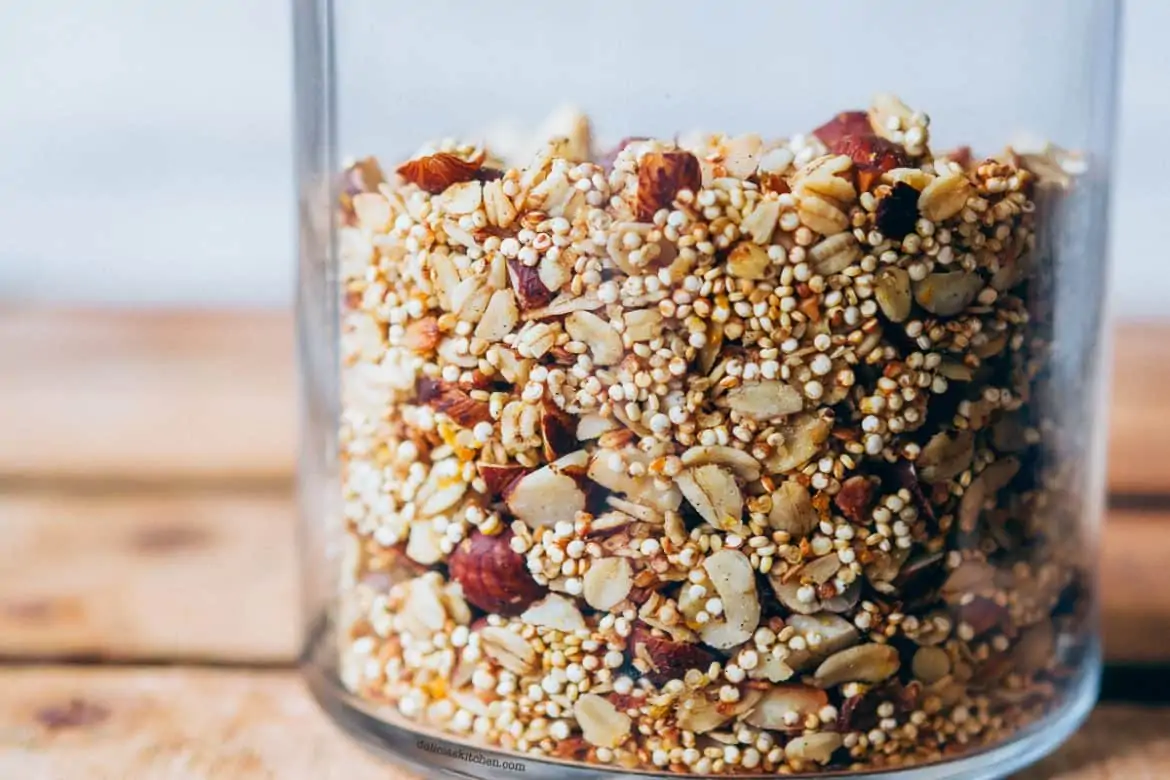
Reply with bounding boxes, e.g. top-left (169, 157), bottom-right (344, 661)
top-left (334, 94), bottom-right (1092, 774)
